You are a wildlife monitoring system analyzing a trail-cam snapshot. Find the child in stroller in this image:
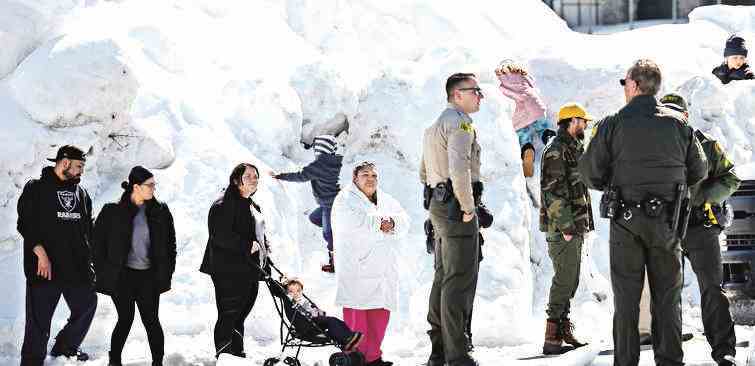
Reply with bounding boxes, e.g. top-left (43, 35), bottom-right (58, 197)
top-left (259, 261), bottom-right (366, 366)
top-left (274, 276), bottom-right (364, 351)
